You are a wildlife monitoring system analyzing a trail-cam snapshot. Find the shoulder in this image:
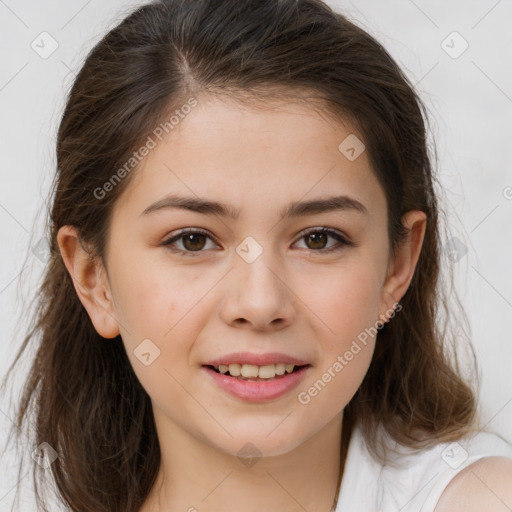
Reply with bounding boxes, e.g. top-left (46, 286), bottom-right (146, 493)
top-left (336, 426), bottom-right (512, 512)
top-left (434, 455), bottom-right (512, 512)
top-left (375, 429), bottom-right (512, 512)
